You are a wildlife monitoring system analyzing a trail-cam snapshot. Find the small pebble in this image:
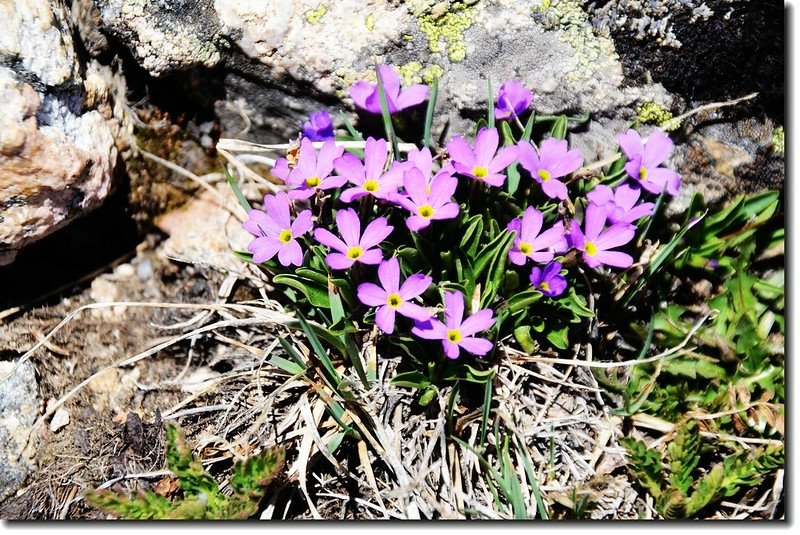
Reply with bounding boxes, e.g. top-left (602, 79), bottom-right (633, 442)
top-left (136, 258), bottom-right (154, 281)
top-left (50, 408), bottom-right (70, 433)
